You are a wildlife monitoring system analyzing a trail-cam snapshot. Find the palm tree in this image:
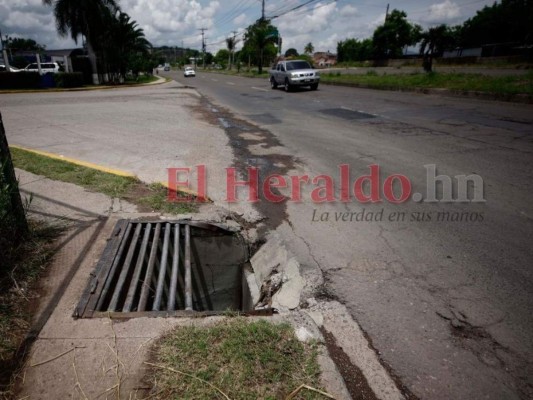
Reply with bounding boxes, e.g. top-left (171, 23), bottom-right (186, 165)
top-left (42, 0), bottom-right (120, 84)
top-left (304, 42), bottom-right (314, 55)
top-left (419, 24), bottom-right (455, 72)
top-left (103, 11), bottom-right (151, 81)
top-left (243, 20), bottom-right (278, 74)
top-left (226, 36), bottom-right (238, 70)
